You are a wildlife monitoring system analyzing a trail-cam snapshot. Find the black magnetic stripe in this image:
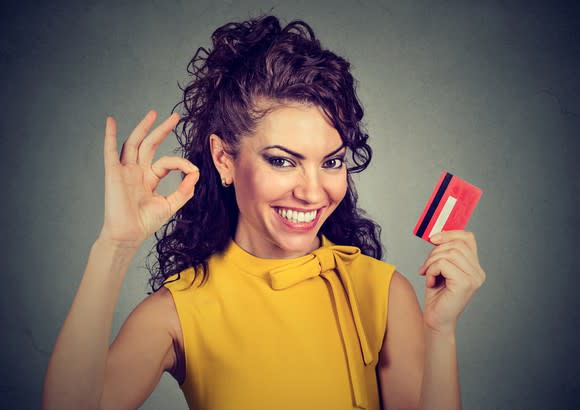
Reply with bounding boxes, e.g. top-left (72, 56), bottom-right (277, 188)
top-left (416, 172), bottom-right (454, 238)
